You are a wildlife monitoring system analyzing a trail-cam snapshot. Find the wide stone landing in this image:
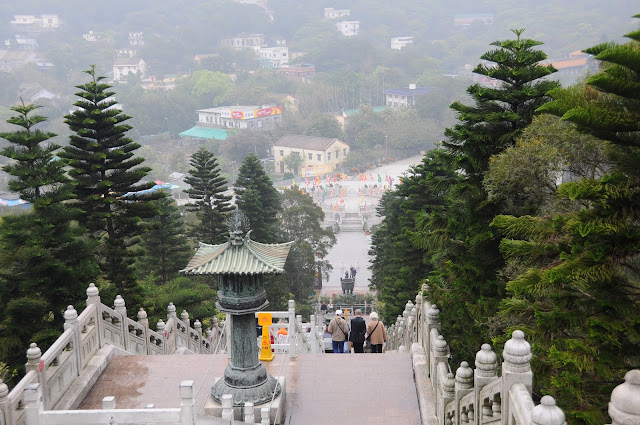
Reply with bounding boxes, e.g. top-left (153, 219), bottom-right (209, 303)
top-left (78, 352), bottom-right (420, 424)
